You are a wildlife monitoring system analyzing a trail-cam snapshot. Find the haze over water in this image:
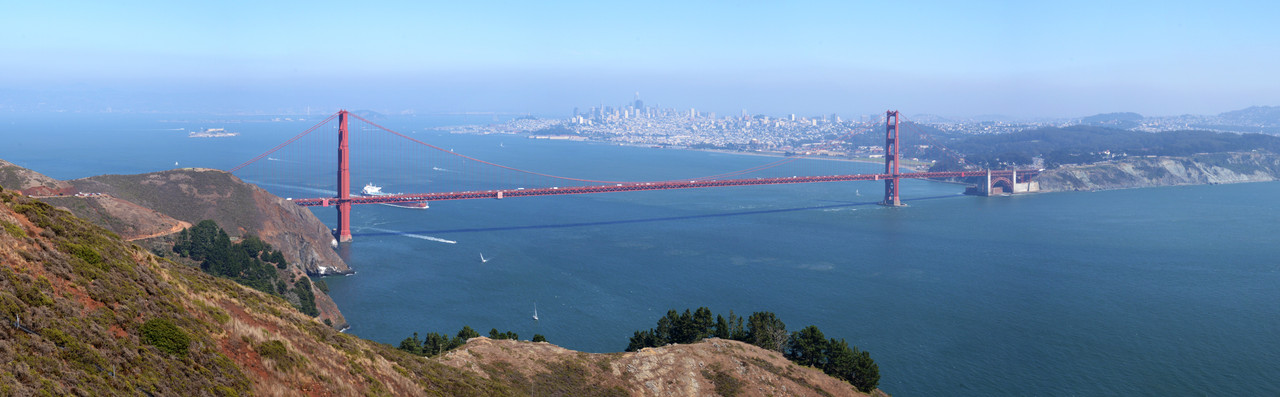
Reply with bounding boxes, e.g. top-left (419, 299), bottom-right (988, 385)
top-left (4, 114), bottom-right (1277, 395)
